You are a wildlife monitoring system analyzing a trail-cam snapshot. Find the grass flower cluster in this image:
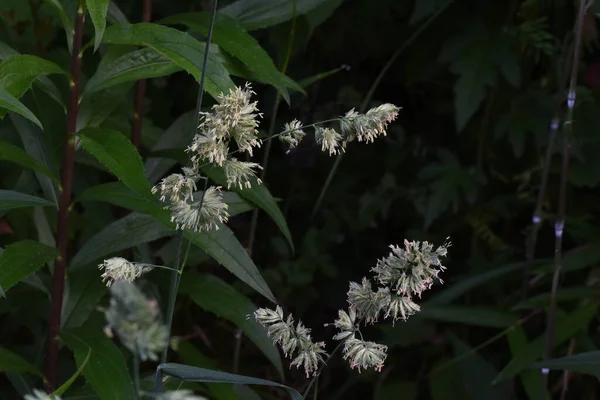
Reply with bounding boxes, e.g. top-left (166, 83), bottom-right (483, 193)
top-left (279, 103), bottom-right (400, 155)
top-left (254, 239), bottom-right (449, 376)
top-left (104, 282), bottom-right (169, 361)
